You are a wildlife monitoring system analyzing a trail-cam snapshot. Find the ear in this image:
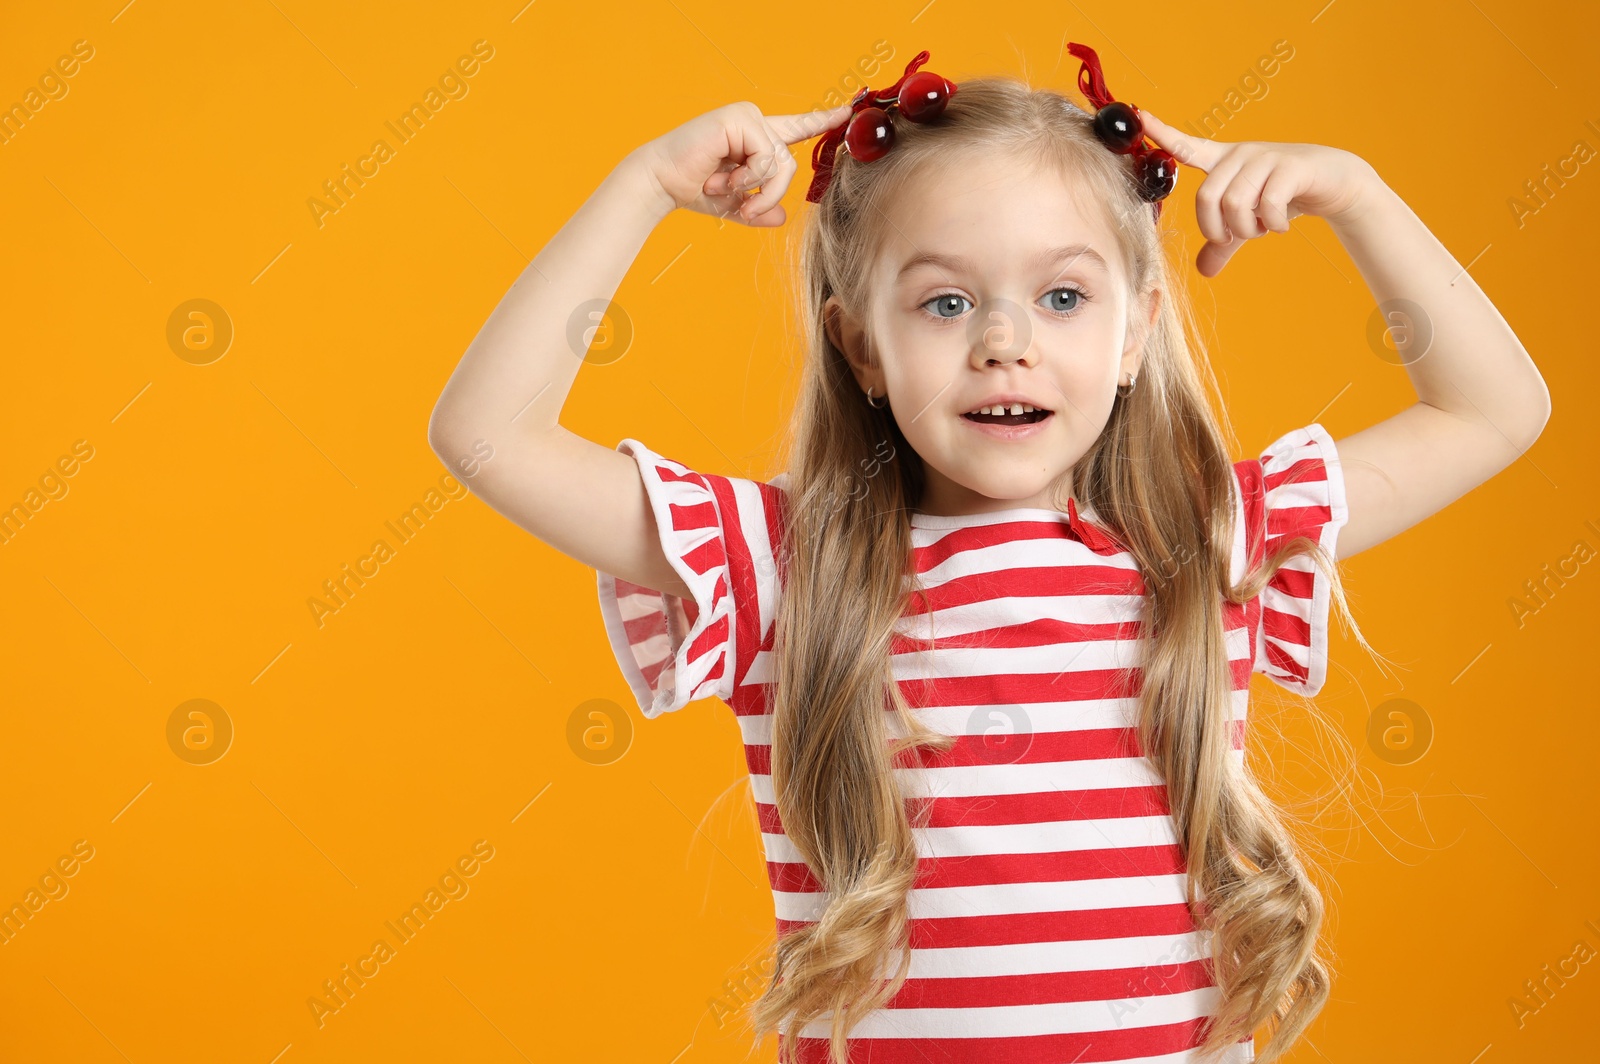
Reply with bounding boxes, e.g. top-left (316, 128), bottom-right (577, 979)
top-left (825, 295), bottom-right (880, 393)
top-left (1121, 285), bottom-right (1161, 382)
